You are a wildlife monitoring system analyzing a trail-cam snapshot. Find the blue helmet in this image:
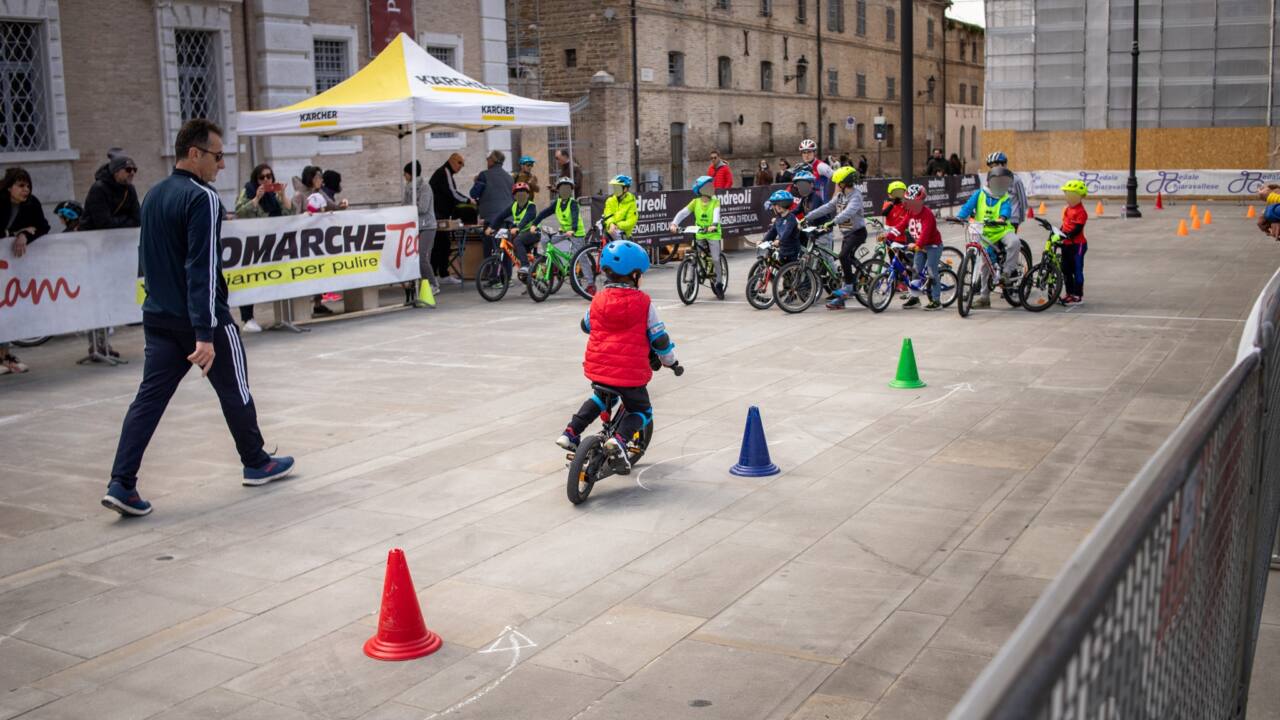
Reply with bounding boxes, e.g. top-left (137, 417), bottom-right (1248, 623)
top-left (609, 174), bottom-right (633, 187)
top-left (599, 240), bottom-right (650, 276)
top-left (985, 151), bottom-right (1008, 166)
top-left (691, 175), bottom-right (715, 194)
top-left (519, 155), bottom-right (536, 165)
top-left (768, 189), bottom-right (795, 205)
top-left (791, 169), bottom-right (816, 183)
